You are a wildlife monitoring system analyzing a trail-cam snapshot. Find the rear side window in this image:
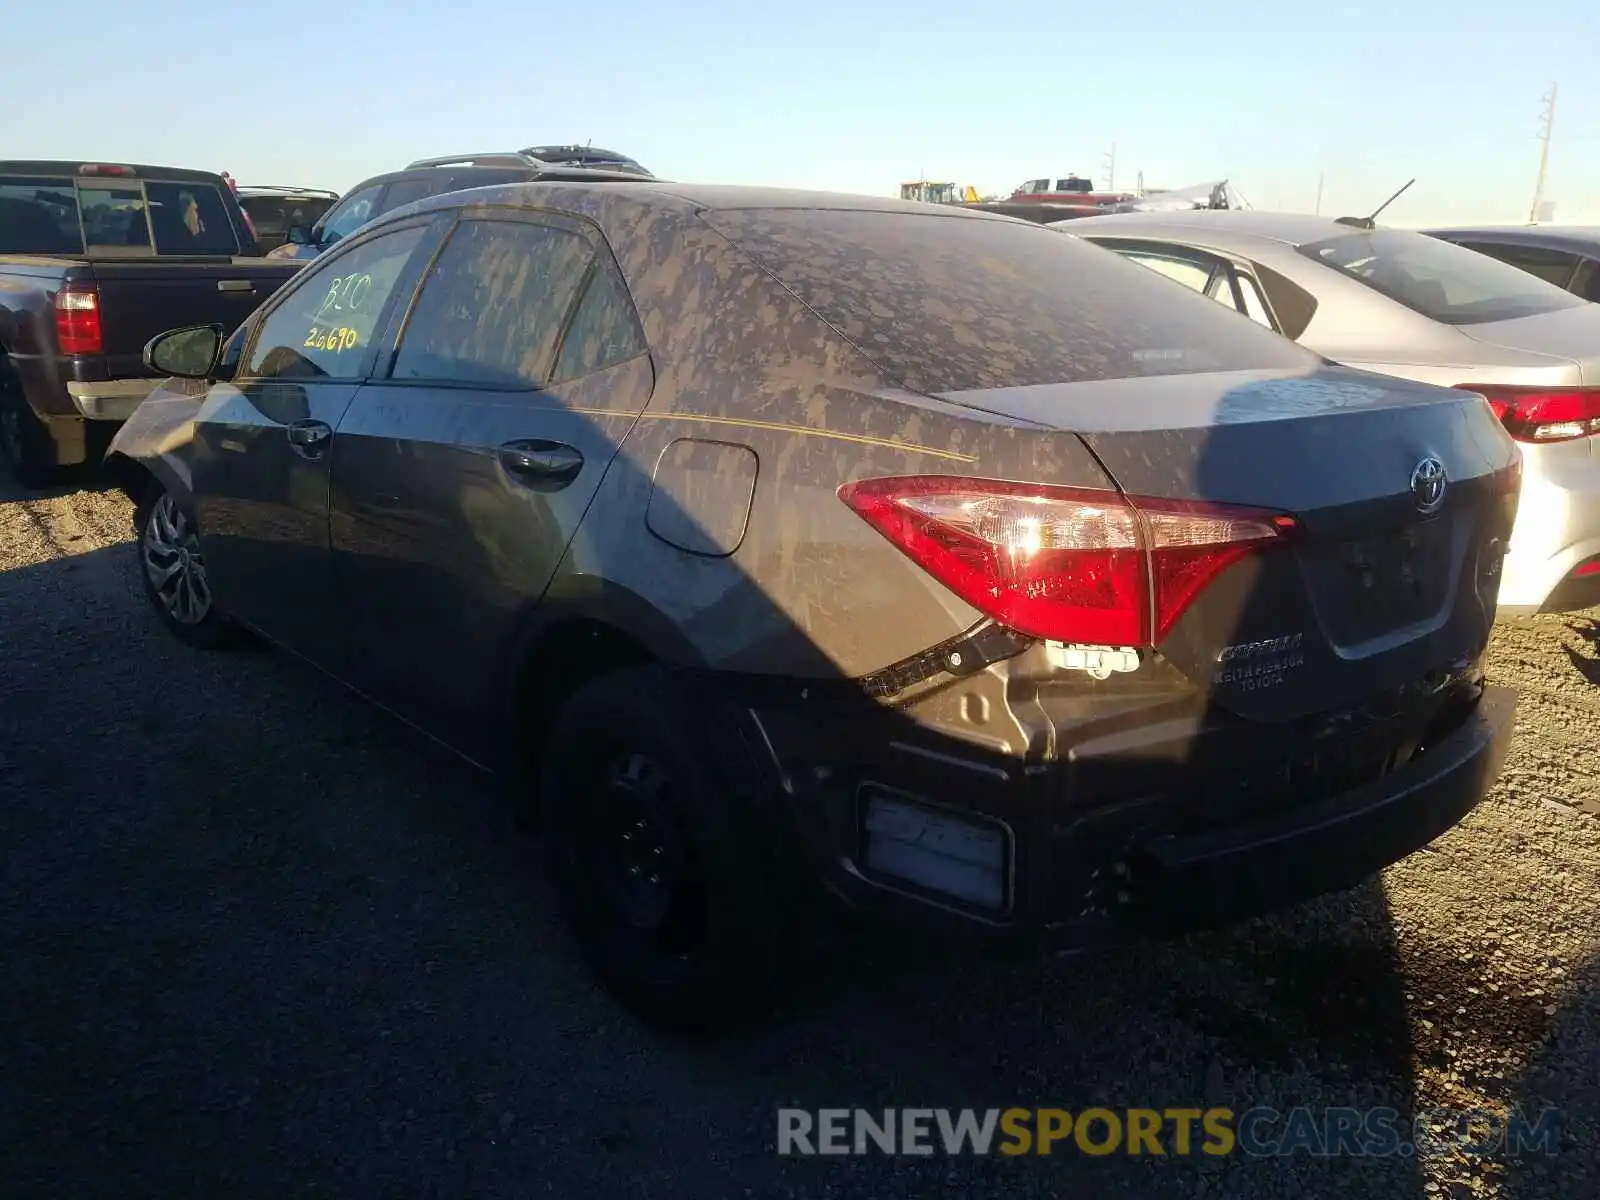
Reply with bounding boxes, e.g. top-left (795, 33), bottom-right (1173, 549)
top-left (1, 176), bottom-right (238, 255)
top-left (700, 209), bottom-right (1314, 393)
top-left (0, 176), bottom-right (80, 253)
top-left (377, 177), bottom-right (445, 216)
top-left (1298, 229), bottom-right (1587, 325)
top-left (380, 169), bottom-right (531, 219)
top-left (551, 258), bottom-right (647, 383)
top-left (1450, 240), bottom-right (1579, 289)
top-left (391, 218), bottom-right (595, 387)
top-left (145, 182), bottom-right (239, 254)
